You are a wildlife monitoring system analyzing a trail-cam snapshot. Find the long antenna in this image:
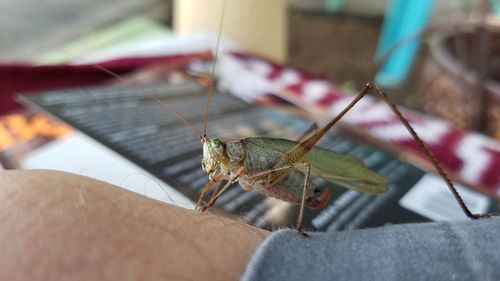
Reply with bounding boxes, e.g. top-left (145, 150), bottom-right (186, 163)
top-left (202, 0), bottom-right (227, 138)
top-left (92, 64), bottom-right (202, 139)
